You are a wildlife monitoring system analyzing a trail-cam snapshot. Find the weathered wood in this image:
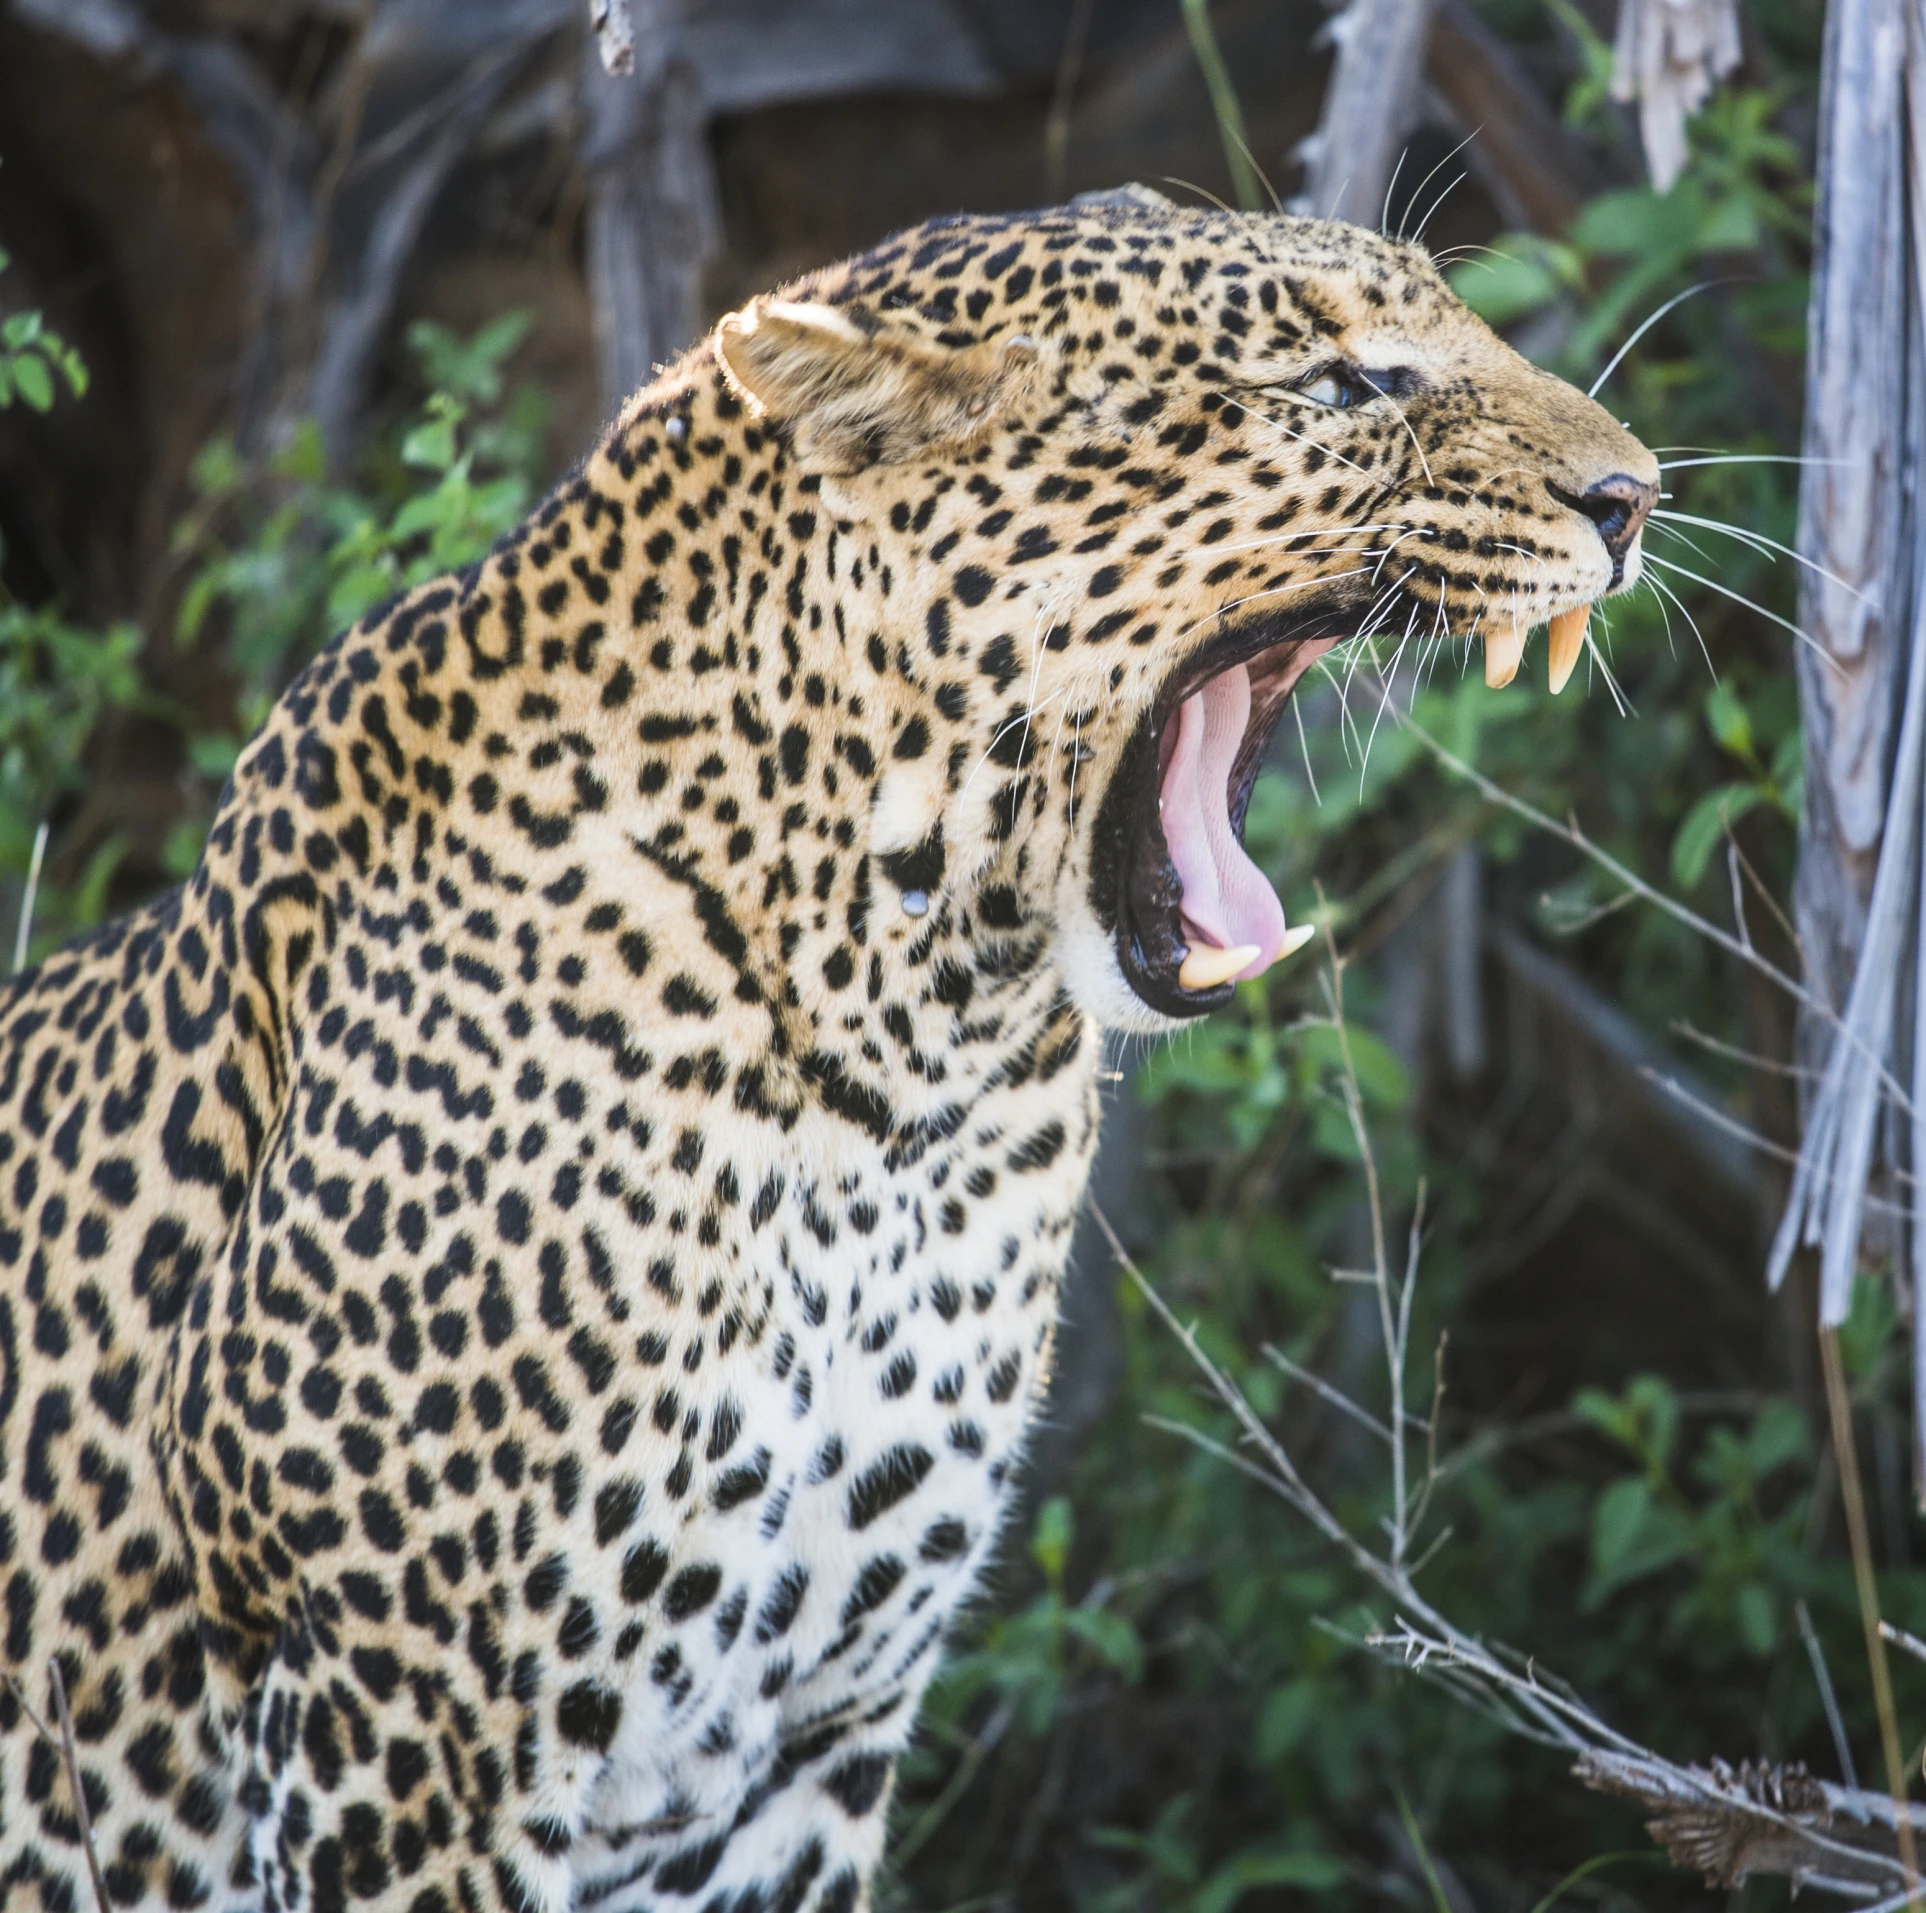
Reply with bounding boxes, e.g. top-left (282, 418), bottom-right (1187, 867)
top-left (1788, 0), bottom-right (1912, 1030)
top-left (1608, 0), bottom-right (1741, 191)
top-left (1775, 0), bottom-right (1926, 1498)
top-left (1295, 0), bottom-right (1434, 226)
top-left (589, 0), bottom-right (633, 75)
top-left (580, 5), bottom-right (717, 412)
